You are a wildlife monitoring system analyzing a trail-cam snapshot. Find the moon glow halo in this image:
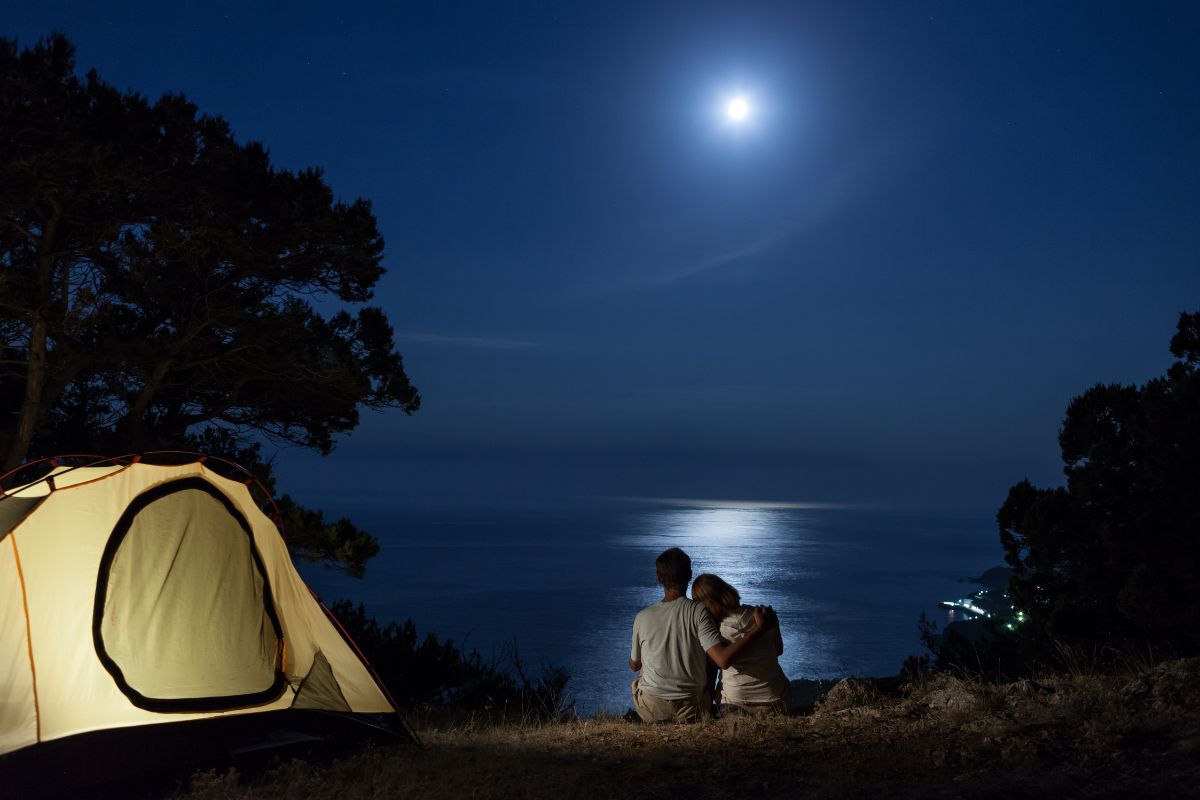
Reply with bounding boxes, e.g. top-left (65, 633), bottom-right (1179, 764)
top-left (726, 96), bottom-right (750, 122)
